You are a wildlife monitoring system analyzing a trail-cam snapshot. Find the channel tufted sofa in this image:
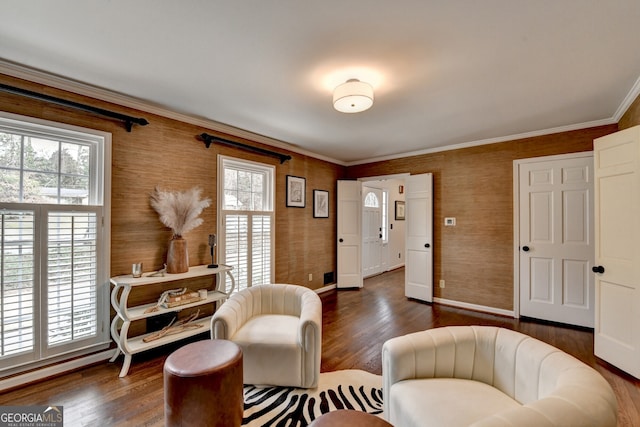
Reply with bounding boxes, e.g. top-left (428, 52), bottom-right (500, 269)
top-left (382, 326), bottom-right (617, 427)
top-left (211, 283), bottom-right (322, 388)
